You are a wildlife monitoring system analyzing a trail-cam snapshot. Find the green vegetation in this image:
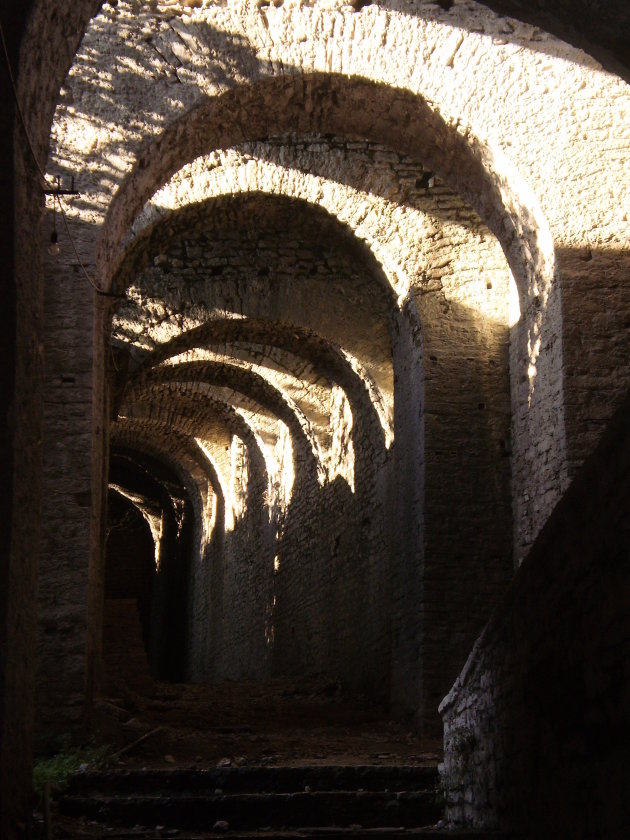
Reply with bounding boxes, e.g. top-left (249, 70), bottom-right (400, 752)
top-left (33, 734), bottom-right (111, 800)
